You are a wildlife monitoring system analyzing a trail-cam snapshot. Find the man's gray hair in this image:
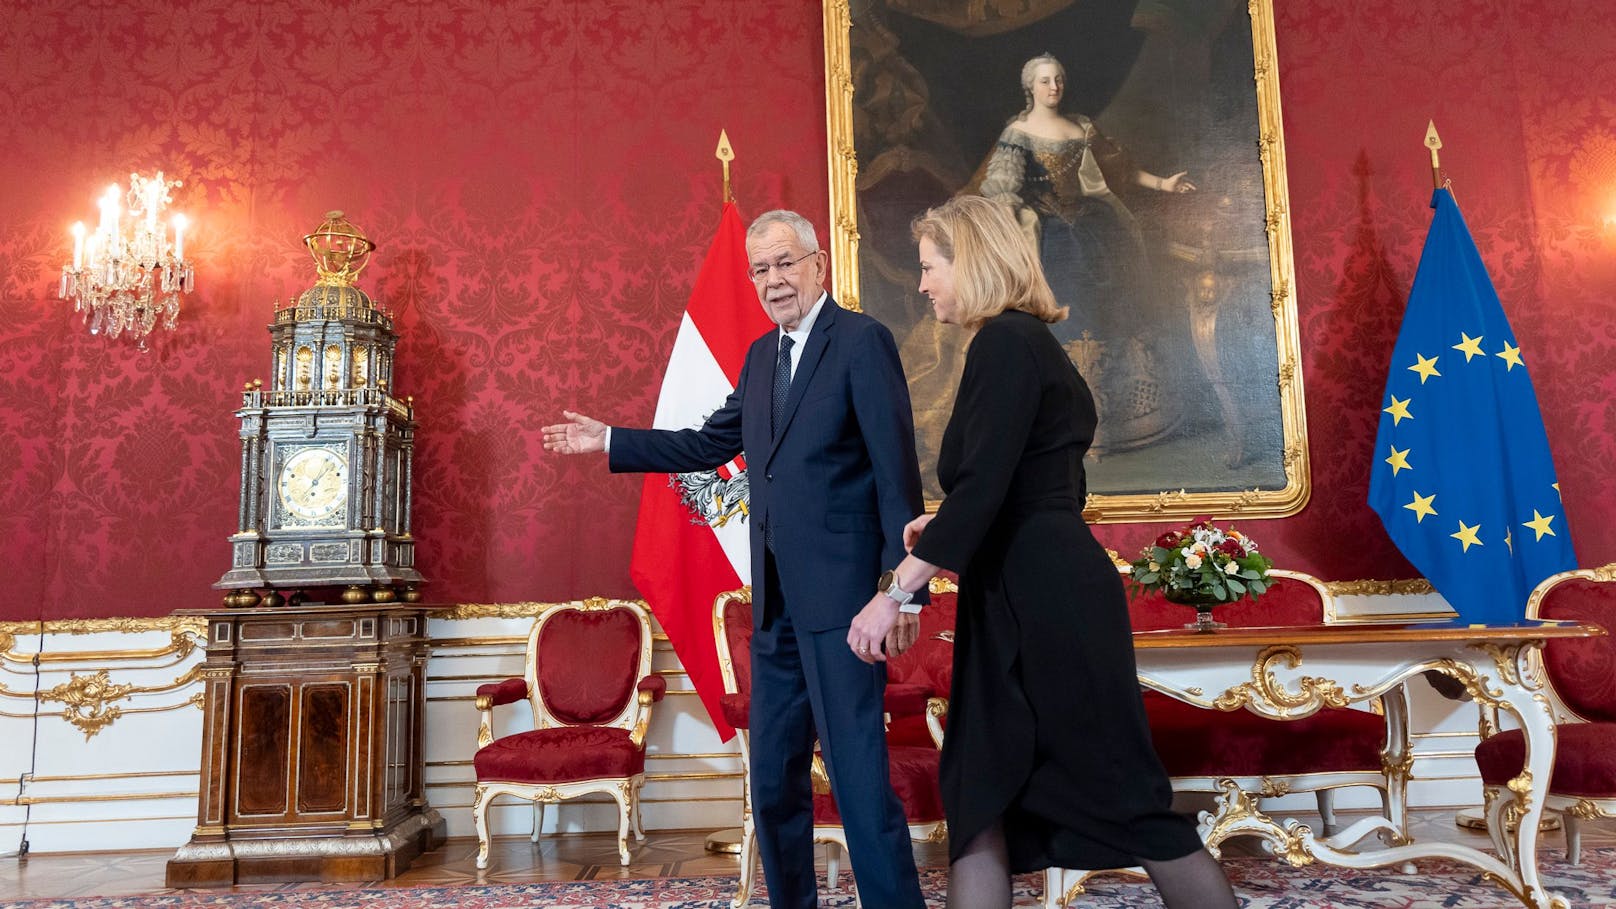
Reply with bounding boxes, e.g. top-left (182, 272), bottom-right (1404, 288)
top-left (747, 210), bottom-right (820, 252)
